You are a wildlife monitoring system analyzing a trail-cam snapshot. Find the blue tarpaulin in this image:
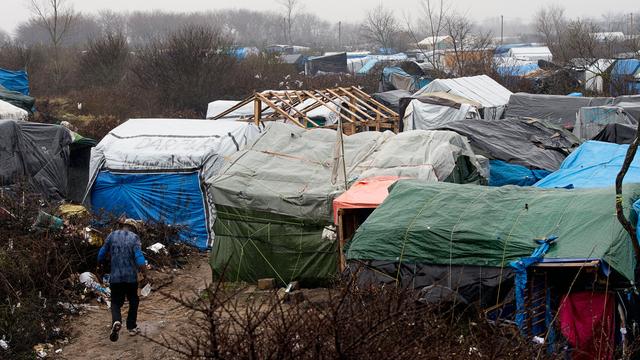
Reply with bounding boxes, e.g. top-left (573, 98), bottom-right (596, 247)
top-left (610, 59), bottom-right (640, 95)
top-left (535, 141), bottom-right (640, 189)
top-left (496, 63), bottom-right (540, 77)
top-left (0, 68), bottom-right (30, 96)
top-left (357, 59), bottom-right (379, 75)
top-left (91, 171), bottom-right (210, 250)
top-left (489, 160), bottom-right (551, 187)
